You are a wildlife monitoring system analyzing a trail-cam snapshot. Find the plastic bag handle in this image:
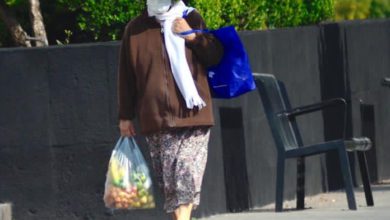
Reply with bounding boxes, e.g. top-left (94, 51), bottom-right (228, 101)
top-left (119, 136), bottom-right (138, 150)
top-left (129, 137), bottom-right (138, 150)
top-left (118, 136), bottom-right (126, 146)
top-left (117, 136), bottom-right (137, 150)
